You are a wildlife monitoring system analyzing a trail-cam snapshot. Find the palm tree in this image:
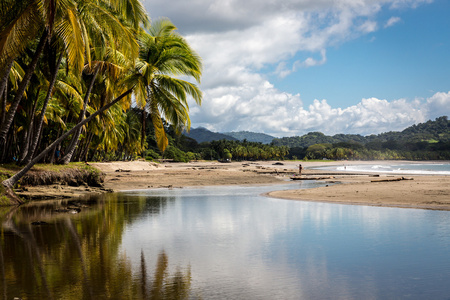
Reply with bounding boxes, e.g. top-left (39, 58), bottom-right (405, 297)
top-left (0, 0), bottom-right (60, 152)
top-left (59, 0), bottom-right (148, 164)
top-left (125, 19), bottom-right (202, 152)
top-left (0, 0), bottom-right (147, 159)
top-left (2, 85), bottom-right (134, 204)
